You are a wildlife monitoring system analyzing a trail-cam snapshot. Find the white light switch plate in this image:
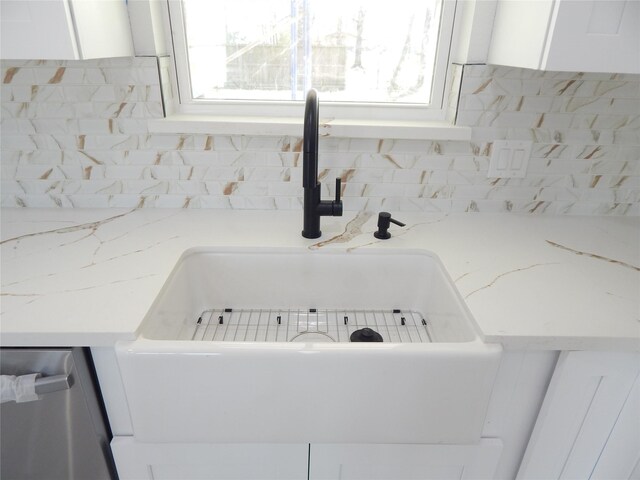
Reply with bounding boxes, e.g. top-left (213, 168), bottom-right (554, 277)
top-left (487, 140), bottom-right (532, 178)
